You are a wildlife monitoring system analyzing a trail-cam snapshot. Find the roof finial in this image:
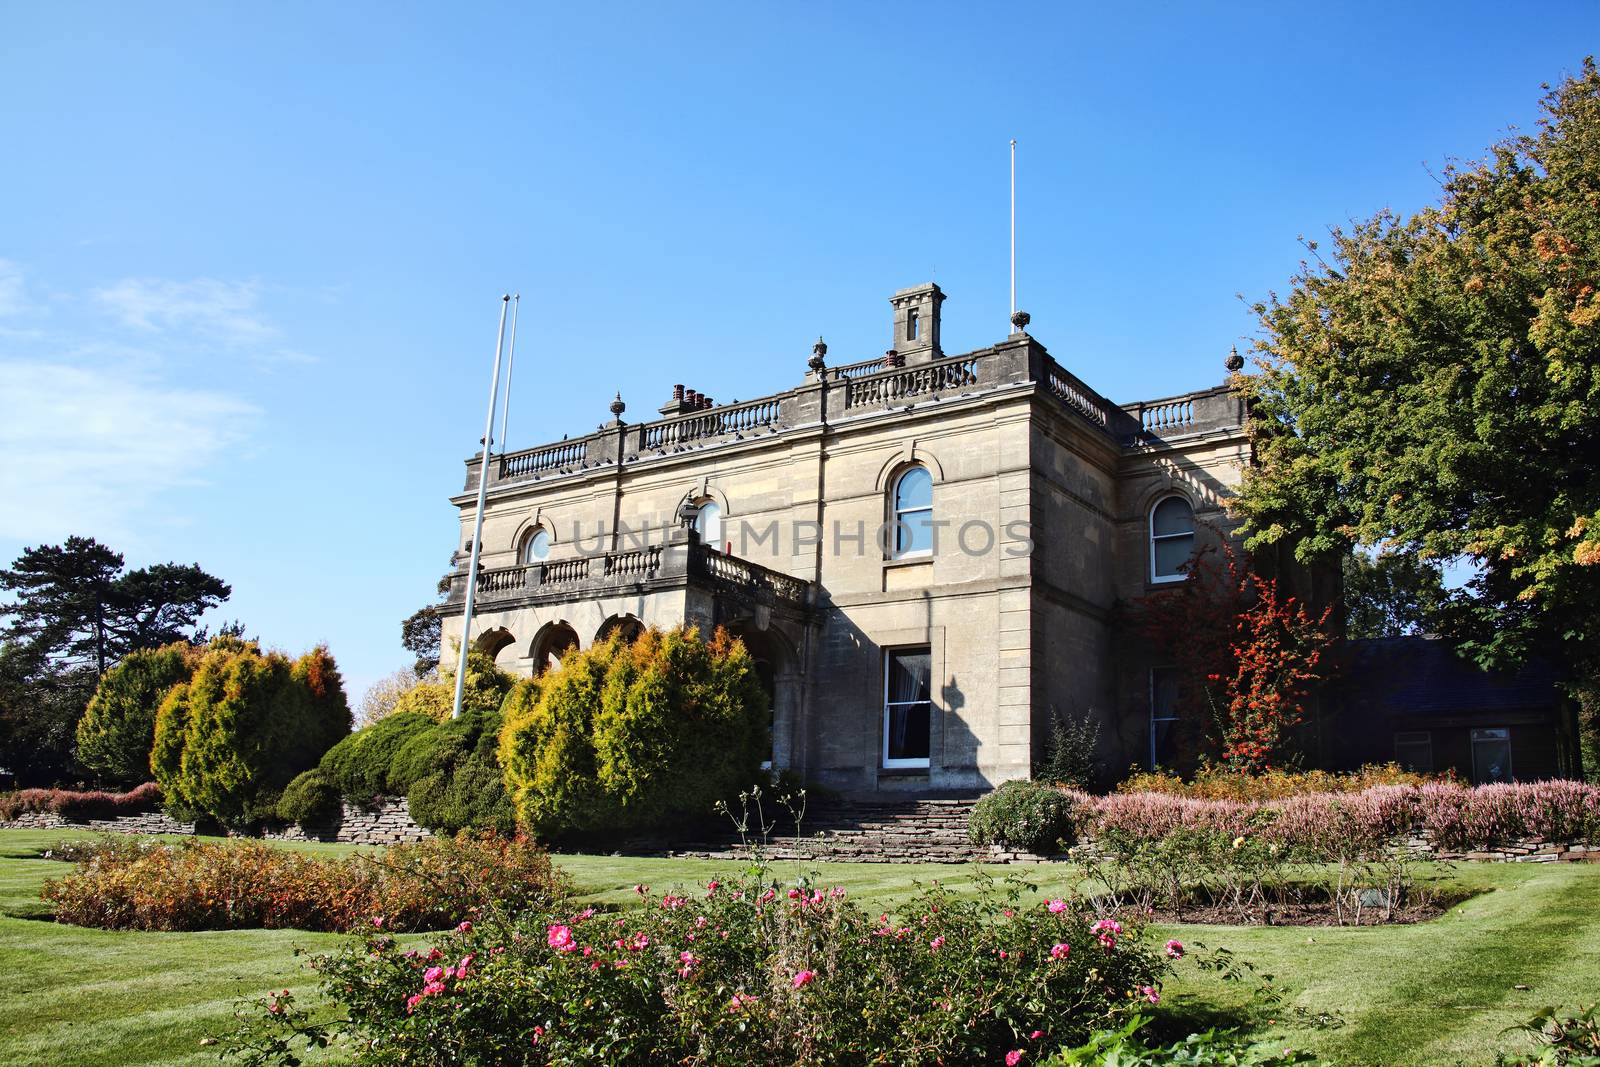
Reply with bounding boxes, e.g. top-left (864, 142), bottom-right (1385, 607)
top-left (609, 391), bottom-right (626, 418)
top-left (809, 336), bottom-right (827, 373)
top-left (1225, 345), bottom-right (1245, 373)
top-left (1010, 309), bottom-right (1031, 334)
